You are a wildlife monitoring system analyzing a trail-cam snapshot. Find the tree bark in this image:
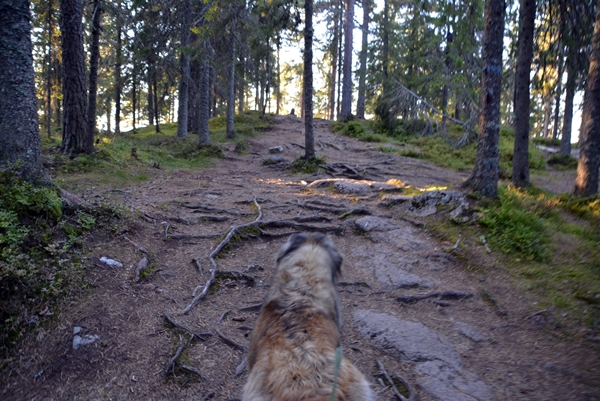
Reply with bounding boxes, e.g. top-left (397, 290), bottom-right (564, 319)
top-left (304, 0), bottom-right (315, 159)
top-left (512, 0), bottom-right (536, 187)
top-left (356, 0), bottom-right (369, 119)
top-left (573, 0), bottom-right (600, 196)
top-left (147, 61), bottom-right (154, 127)
top-left (0, 0), bottom-right (50, 184)
top-left (238, 49), bottom-right (245, 114)
top-left (552, 52), bottom-right (564, 140)
top-left (329, 2), bottom-right (339, 120)
top-left (198, 59), bottom-right (211, 145)
top-left (463, 0), bottom-right (505, 198)
top-left (226, 31), bottom-right (236, 139)
top-left (87, 0), bottom-right (102, 140)
top-left (340, 0), bottom-right (354, 119)
top-left (176, 0), bottom-right (191, 138)
top-left (60, 0), bottom-right (91, 155)
top-left (45, 0), bottom-right (54, 139)
top-left (560, 62), bottom-right (576, 156)
top-left (114, 0), bottom-right (122, 135)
